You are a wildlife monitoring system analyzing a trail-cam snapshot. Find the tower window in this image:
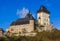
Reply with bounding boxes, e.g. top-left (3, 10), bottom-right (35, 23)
top-left (39, 17), bottom-right (41, 19)
top-left (49, 16), bottom-right (50, 18)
